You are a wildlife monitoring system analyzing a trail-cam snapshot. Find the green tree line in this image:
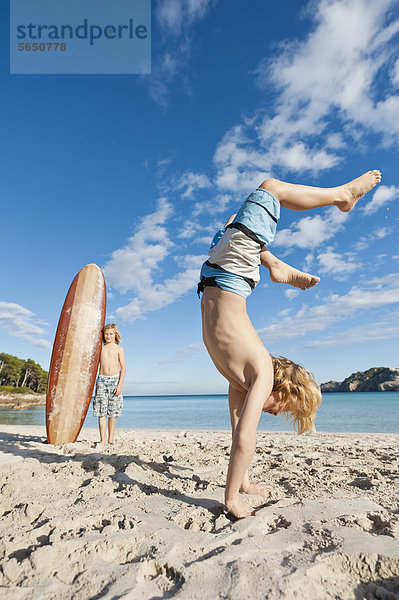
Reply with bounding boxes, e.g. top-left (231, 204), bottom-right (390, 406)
top-left (0, 353), bottom-right (48, 393)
